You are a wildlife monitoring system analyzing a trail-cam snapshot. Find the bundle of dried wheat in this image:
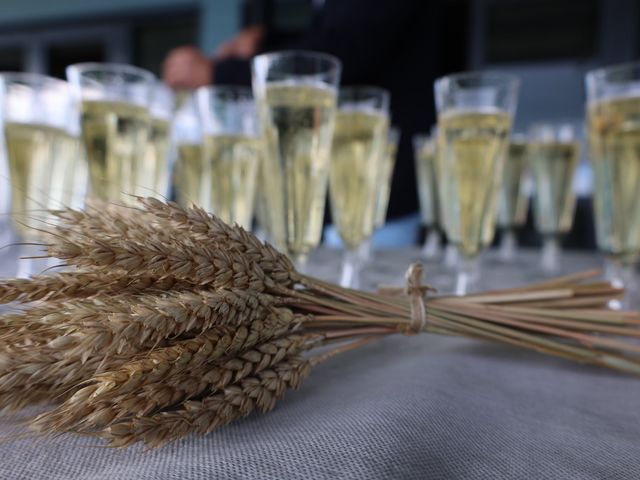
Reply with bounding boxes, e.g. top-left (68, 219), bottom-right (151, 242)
top-left (0, 197), bottom-right (639, 448)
